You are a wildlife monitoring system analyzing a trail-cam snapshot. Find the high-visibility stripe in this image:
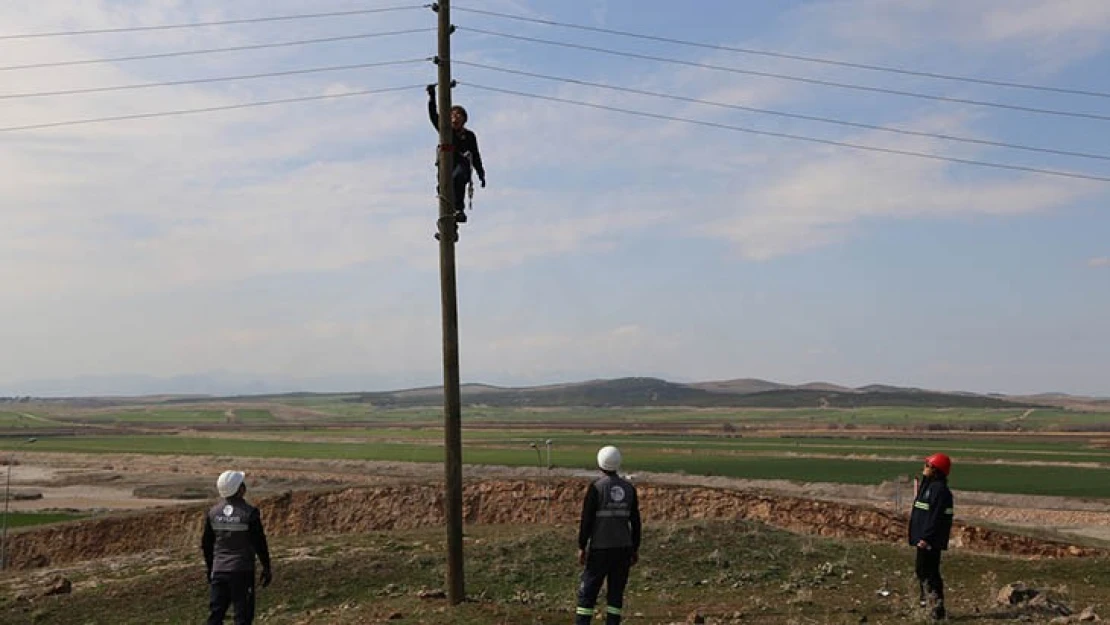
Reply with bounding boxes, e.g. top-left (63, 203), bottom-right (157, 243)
top-left (576, 607), bottom-right (594, 616)
top-left (913, 502), bottom-right (930, 510)
top-left (596, 510), bottom-right (630, 518)
top-left (944, 508), bottom-right (954, 515)
top-left (212, 522), bottom-right (249, 531)
top-left (606, 606), bottom-right (622, 615)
